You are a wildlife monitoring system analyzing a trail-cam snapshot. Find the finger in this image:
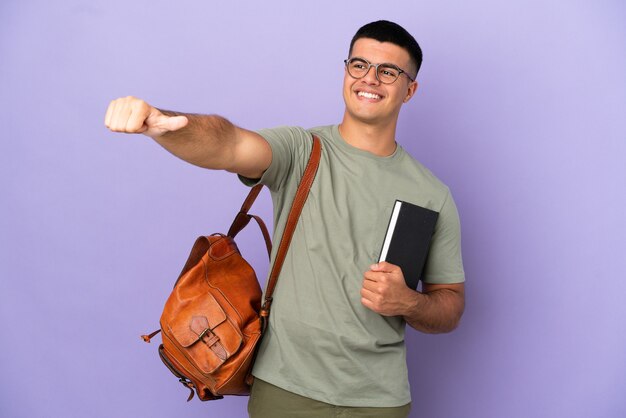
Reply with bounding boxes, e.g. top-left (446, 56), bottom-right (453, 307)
top-left (360, 291), bottom-right (381, 312)
top-left (370, 262), bottom-right (386, 272)
top-left (364, 269), bottom-right (392, 282)
top-left (104, 100), bottom-right (114, 128)
top-left (363, 270), bottom-right (378, 281)
top-left (123, 99), bottom-right (152, 132)
top-left (107, 99), bottom-right (122, 130)
top-left (361, 297), bottom-right (375, 311)
top-left (361, 278), bottom-right (378, 292)
top-left (117, 102), bottom-right (134, 131)
top-left (110, 100), bottom-right (132, 132)
top-left (159, 115), bottom-right (188, 132)
top-left (125, 105), bottom-right (149, 132)
top-left (105, 99), bottom-right (123, 130)
top-left (371, 261), bottom-right (399, 273)
top-left (141, 114), bottom-right (188, 136)
top-left (360, 287), bottom-right (376, 303)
